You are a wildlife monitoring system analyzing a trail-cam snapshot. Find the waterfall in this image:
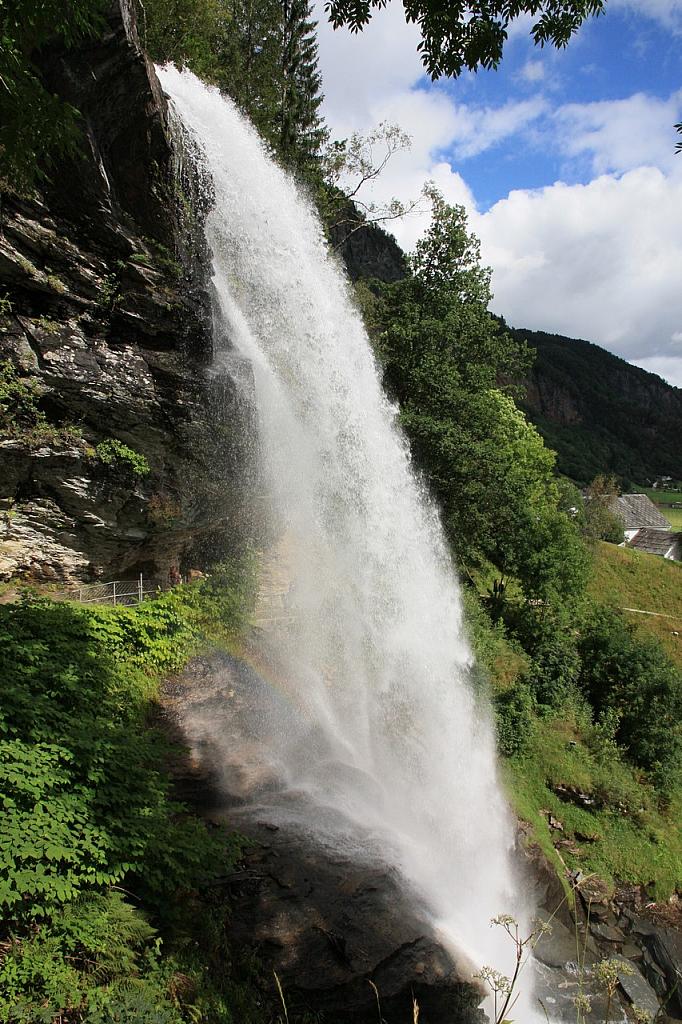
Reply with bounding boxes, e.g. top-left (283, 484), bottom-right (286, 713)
top-left (159, 65), bottom-right (539, 1017)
